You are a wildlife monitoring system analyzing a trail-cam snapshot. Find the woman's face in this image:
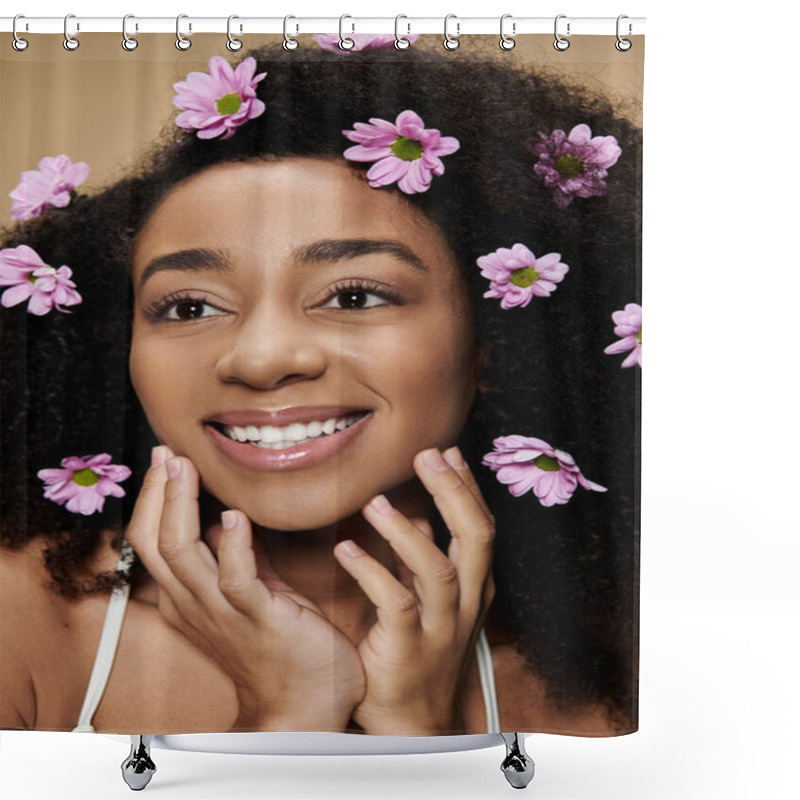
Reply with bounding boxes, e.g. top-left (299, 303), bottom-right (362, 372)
top-left (130, 158), bottom-right (478, 529)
